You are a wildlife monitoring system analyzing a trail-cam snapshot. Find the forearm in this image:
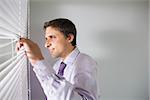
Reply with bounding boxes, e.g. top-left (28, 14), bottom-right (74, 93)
top-left (32, 60), bottom-right (97, 100)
